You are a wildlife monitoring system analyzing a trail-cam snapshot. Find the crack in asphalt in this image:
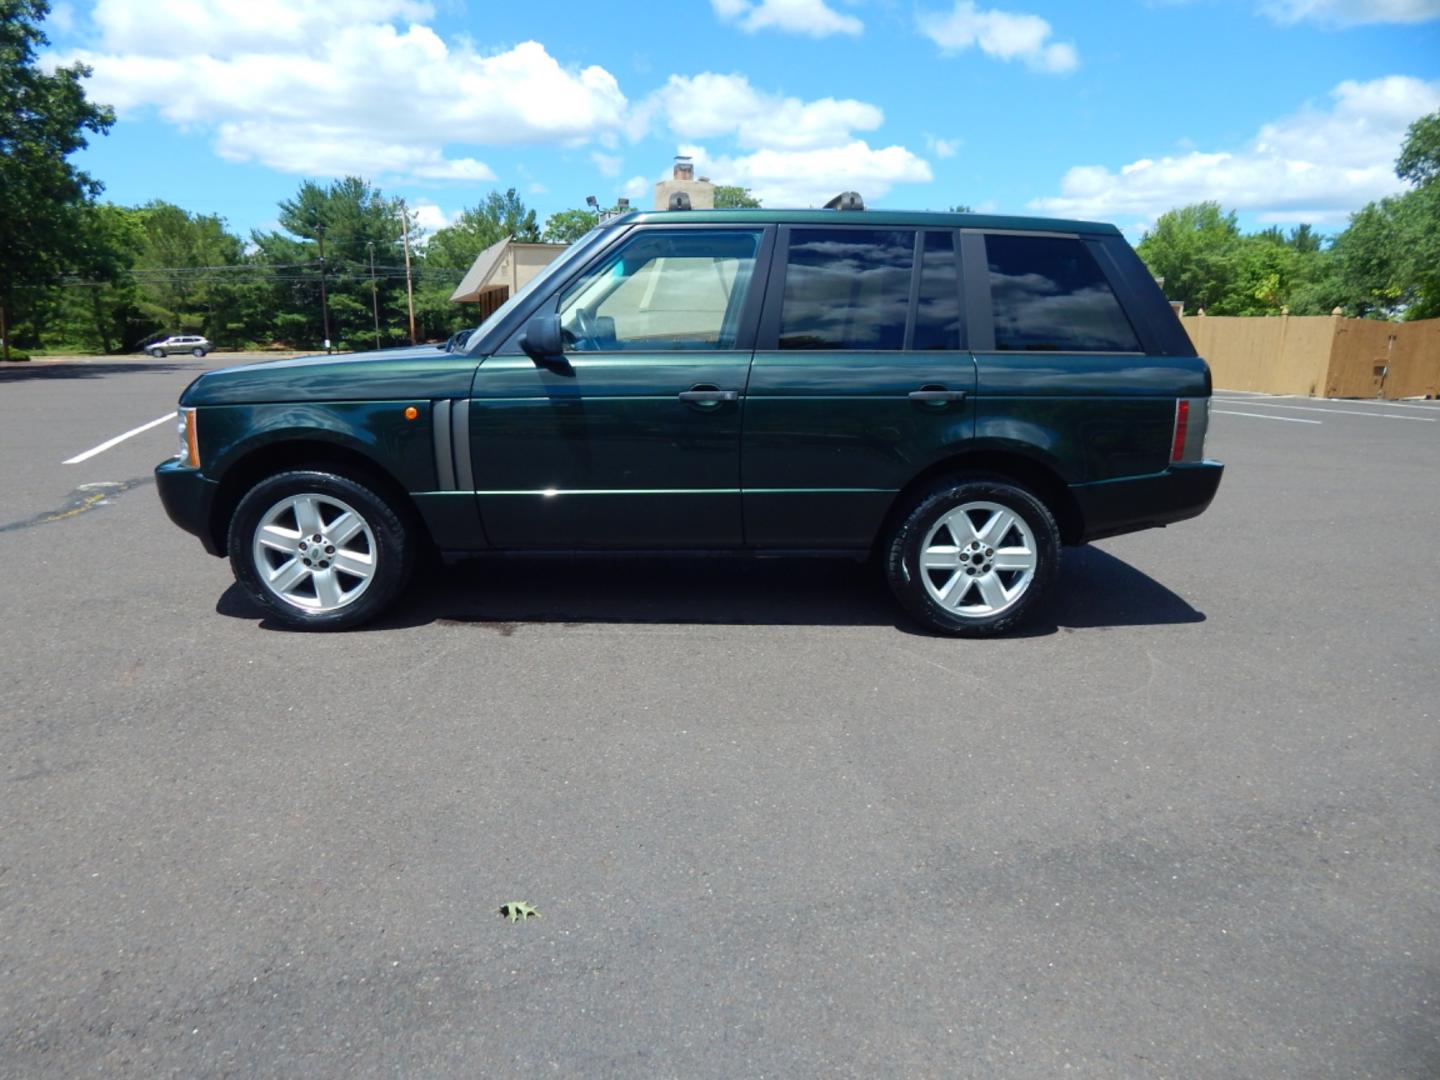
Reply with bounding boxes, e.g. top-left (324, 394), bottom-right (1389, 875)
top-left (0, 477), bottom-right (154, 533)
